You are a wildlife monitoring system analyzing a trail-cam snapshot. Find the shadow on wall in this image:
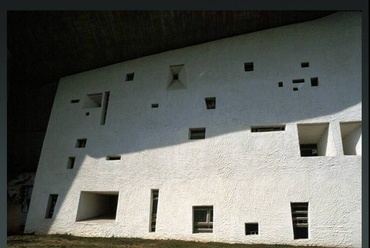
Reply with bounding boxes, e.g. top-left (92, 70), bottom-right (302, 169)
top-left (24, 12), bottom-right (362, 236)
